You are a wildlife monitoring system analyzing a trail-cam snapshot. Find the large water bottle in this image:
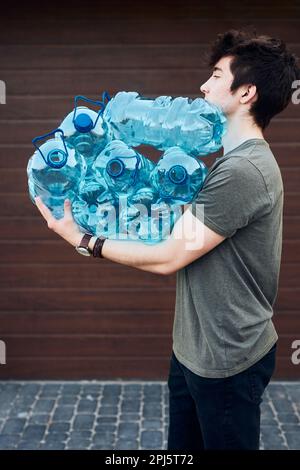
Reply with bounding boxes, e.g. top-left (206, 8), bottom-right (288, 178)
top-left (72, 189), bottom-right (119, 237)
top-left (149, 200), bottom-right (183, 243)
top-left (118, 187), bottom-right (182, 243)
top-left (58, 93), bottom-right (113, 215)
top-left (93, 139), bottom-right (155, 196)
top-left (102, 91), bottom-right (227, 156)
top-left (27, 129), bottom-right (87, 219)
top-left (94, 191), bottom-right (120, 238)
top-left (150, 147), bottom-right (208, 204)
top-left (118, 187), bottom-right (157, 241)
top-left (58, 93), bottom-right (112, 167)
